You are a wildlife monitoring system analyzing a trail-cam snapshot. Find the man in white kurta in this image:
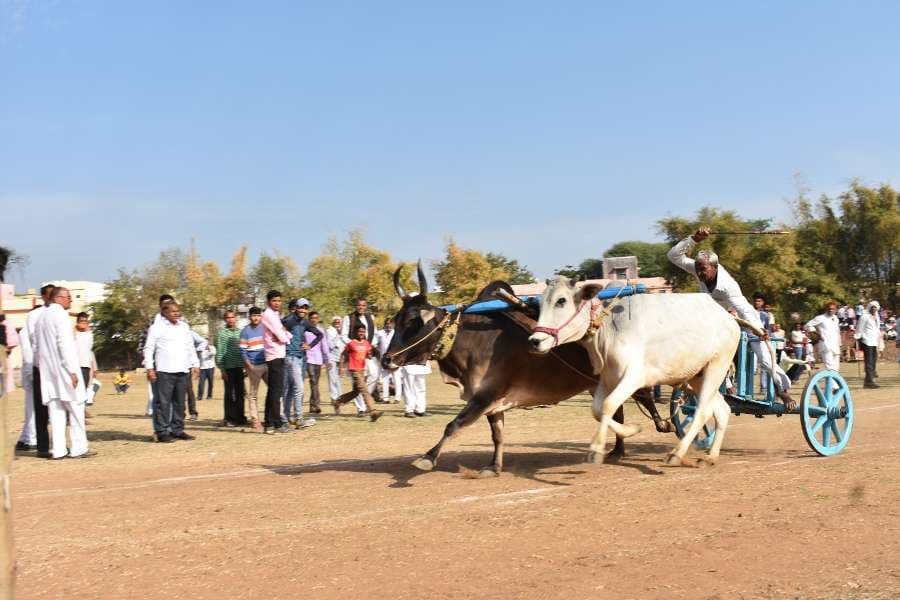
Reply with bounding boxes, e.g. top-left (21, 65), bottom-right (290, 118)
top-left (806, 302), bottom-right (841, 371)
top-left (668, 227), bottom-right (795, 408)
top-left (326, 317), bottom-right (345, 402)
top-left (34, 287), bottom-right (92, 459)
top-left (26, 284), bottom-right (56, 456)
top-left (374, 319), bottom-right (402, 403)
top-left (855, 301), bottom-right (882, 388)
